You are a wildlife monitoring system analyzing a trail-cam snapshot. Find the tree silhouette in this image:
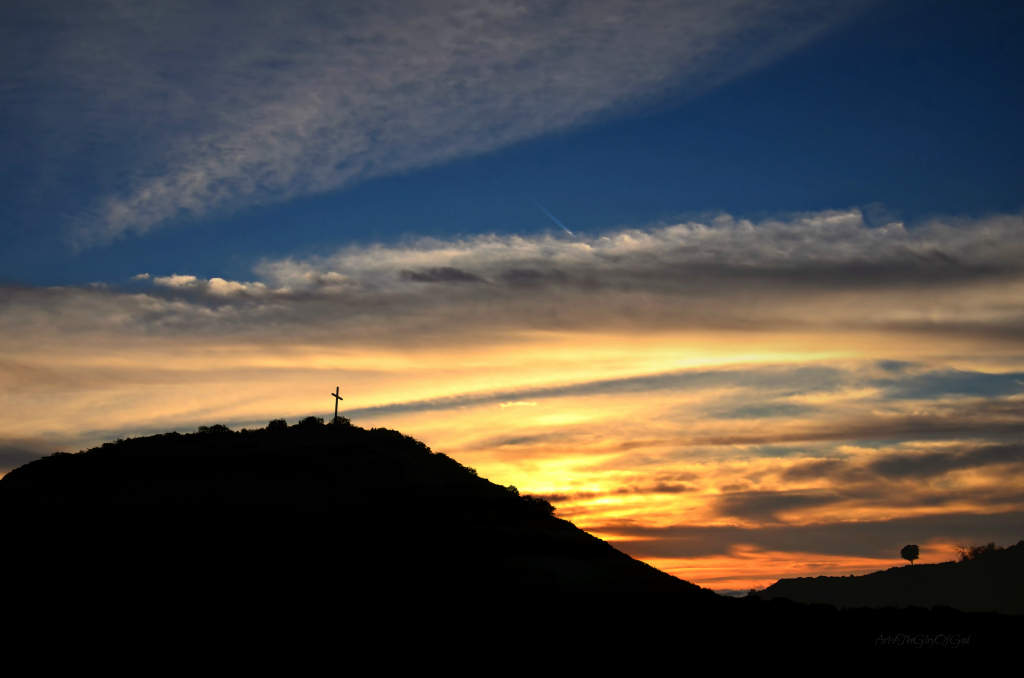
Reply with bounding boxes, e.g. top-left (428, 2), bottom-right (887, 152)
top-left (900, 544), bottom-right (919, 565)
top-left (955, 542), bottom-right (1003, 562)
top-left (196, 424), bottom-right (231, 435)
top-left (522, 494), bottom-right (555, 515)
